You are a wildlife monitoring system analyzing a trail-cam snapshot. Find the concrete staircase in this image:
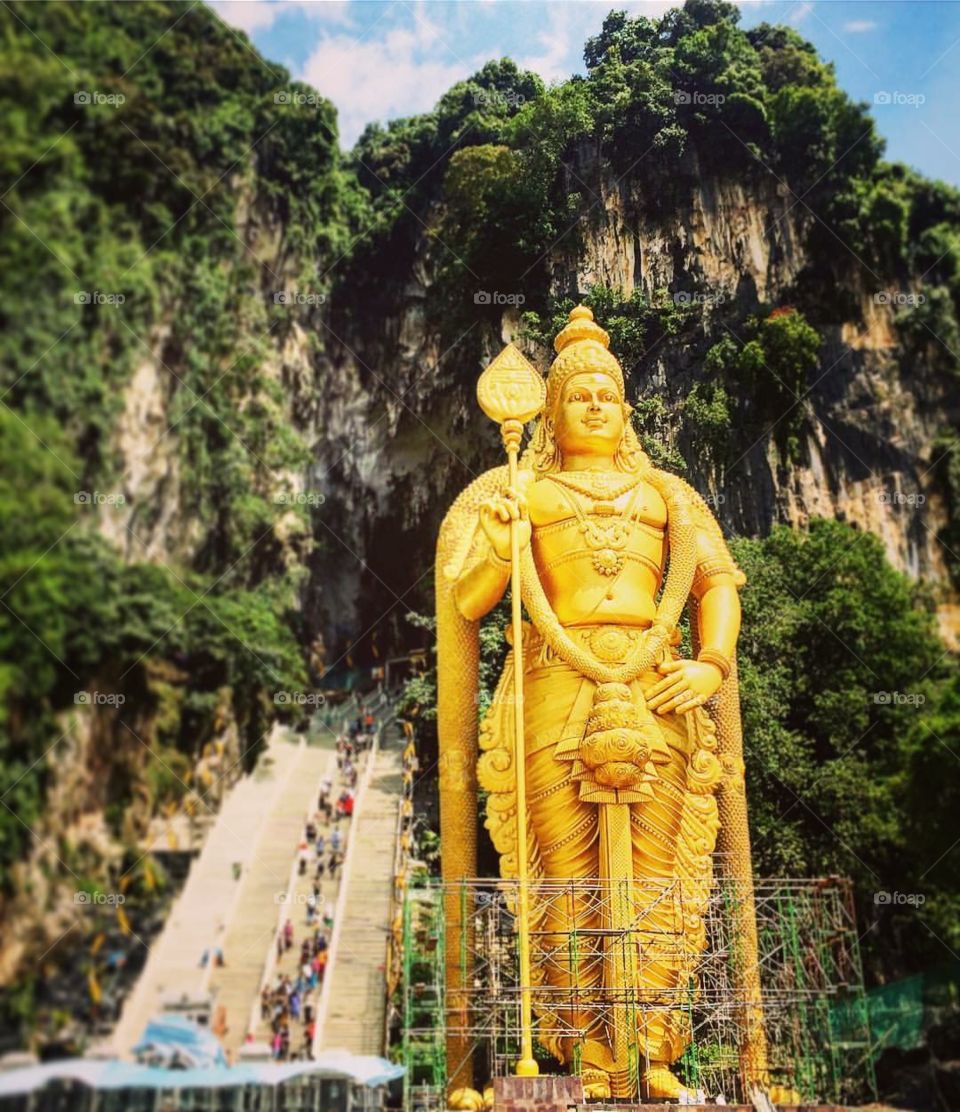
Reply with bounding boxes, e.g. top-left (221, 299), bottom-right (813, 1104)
top-left (243, 739), bottom-right (370, 1054)
top-left (315, 720), bottom-right (405, 1055)
top-left (206, 738), bottom-right (336, 1052)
